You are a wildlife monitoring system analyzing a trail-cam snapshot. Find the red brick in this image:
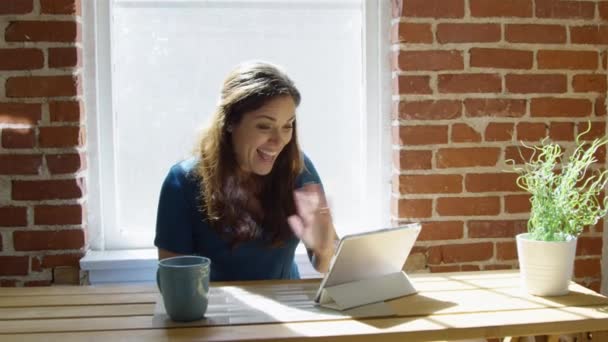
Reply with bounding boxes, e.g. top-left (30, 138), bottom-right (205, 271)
top-left (0, 103), bottom-right (41, 125)
top-left (395, 100), bottom-right (461, 120)
top-left (396, 50), bottom-right (463, 71)
top-left (12, 178), bottom-right (84, 200)
top-left (13, 229), bottom-right (85, 251)
top-left (536, 0), bottom-right (595, 19)
top-left (574, 258), bottom-right (600, 278)
top-left (48, 47), bottom-right (81, 68)
top-left (464, 265), bottom-right (484, 272)
top-left (436, 23), bottom-right (500, 43)
top-left (429, 265), bottom-right (461, 272)
top-left (436, 147), bottom-right (500, 168)
top-left (516, 122), bottom-right (548, 141)
top-left (34, 204), bottom-right (83, 225)
top-left (436, 197), bottom-right (500, 216)
top-left (505, 146), bottom-right (535, 165)
top-left (497, 241), bottom-right (518, 260)
top-left (394, 76), bottom-right (432, 95)
top-left (0, 256), bottom-right (29, 275)
top-left (5, 21), bottom-right (79, 42)
top-left (5, 130), bottom-right (35, 152)
top-left (0, 154), bottom-right (42, 175)
top-left (530, 98), bottom-right (592, 117)
top-left (402, 0), bottom-right (464, 18)
top-left (438, 73), bottom-right (501, 93)
top-left (593, 146), bottom-right (606, 164)
top-left (394, 125), bottom-right (448, 145)
top-left (392, 23), bottom-right (433, 43)
top-left (40, 0), bottom-right (81, 15)
top-left (538, 50), bottom-right (598, 70)
top-left (470, 48), bottom-right (533, 69)
top-left (1, 128), bottom-right (35, 148)
top-left (470, 0), bottom-right (532, 17)
top-left (0, 279), bottom-right (18, 286)
top-left (393, 150), bottom-right (432, 170)
top-left (504, 194), bottom-right (532, 213)
top-left (49, 101), bottom-right (83, 122)
top-left (0, 0), bottom-right (32, 14)
top-left (0, 206), bottom-right (27, 227)
top-left (39, 126), bottom-right (84, 148)
top-left (549, 122), bottom-right (575, 141)
top-left (594, 218), bottom-right (604, 233)
top-left (596, 97), bottom-right (607, 116)
top-left (505, 24), bottom-right (566, 43)
top-left (485, 264), bottom-right (513, 271)
top-left (418, 221), bottom-right (464, 241)
top-left (485, 122), bottom-right (514, 141)
top-left (6, 75), bottom-right (80, 98)
top-left (576, 237), bottom-right (602, 257)
top-left (465, 173), bottom-right (521, 192)
top-left (576, 121), bottom-right (606, 141)
top-left (505, 74), bottom-right (567, 94)
top-left (452, 123), bottom-right (481, 143)
top-left (0, 48), bottom-right (43, 70)
top-left (601, 2), bottom-right (608, 20)
top-left (24, 280), bottom-right (52, 287)
top-left (464, 99), bottom-right (526, 117)
top-left (46, 153), bottom-right (86, 174)
top-left (584, 280), bottom-right (601, 293)
top-left (428, 242), bottom-right (493, 263)
top-left (572, 74), bottom-right (607, 93)
top-left (468, 220), bottom-right (527, 238)
top-left (394, 174), bottom-right (462, 194)
top-left (391, 198), bottom-right (432, 218)
top-left (42, 253), bottom-right (84, 268)
top-left (571, 26), bottom-right (608, 45)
